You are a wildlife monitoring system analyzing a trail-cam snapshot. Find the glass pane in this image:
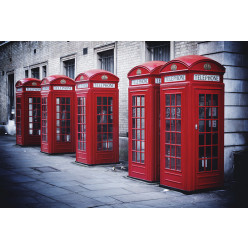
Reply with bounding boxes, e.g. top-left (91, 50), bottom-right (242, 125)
top-left (171, 120), bottom-right (175, 131)
top-left (212, 159), bottom-right (218, 170)
top-left (29, 98), bottom-right (32, 103)
top-left (171, 107), bottom-right (175, 118)
top-left (213, 94), bottom-right (218, 106)
top-left (212, 120), bottom-right (218, 131)
top-left (199, 120), bottom-right (205, 132)
top-left (97, 97), bottom-right (101, 105)
top-left (166, 107), bottom-right (170, 118)
top-left (132, 129), bottom-right (136, 139)
top-left (199, 94), bottom-right (205, 106)
top-left (165, 157), bottom-right (170, 168)
top-left (206, 94), bottom-right (211, 106)
top-left (176, 146), bottom-right (181, 157)
top-left (166, 145), bottom-right (170, 156)
top-left (166, 95), bottom-right (170, 106)
top-left (176, 95), bottom-right (181, 106)
top-left (199, 147), bottom-right (204, 158)
top-left (212, 107), bottom-right (218, 118)
top-left (206, 146), bottom-right (211, 158)
top-left (206, 159), bottom-right (211, 171)
top-left (108, 97), bottom-right (113, 105)
top-left (171, 158), bottom-right (175, 169)
top-left (212, 133), bottom-right (218, 144)
top-left (176, 159), bottom-right (181, 171)
top-left (137, 108), bottom-right (140, 117)
top-left (137, 96), bottom-right (140, 106)
top-left (132, 96), bottom-right (136, 106)
top-left (212, 146), bottom-right (218, 157)
top-left (137, 130), bottom-right (140, 140)
top-left (137, 152), bottom-right (140, 162)
top-left (171, 145), bottom-right (175, 156)
top-left (176, 107), bottom-right (181, 118)
top-left (199, 134), bottom-right (204, 145)
top-left (166, 133), bottom-right (170, 144)
top-left (206, 120), bottom-right (211, 132)
top-left (132, 152), bottom-right (136, 162)
top-left (103, 97), bottom-right (107, 105)
top-left (141, 108), bottom-right (145, 117)
top-left (171, 133), bottom-right (175, 144)
top-left (176, 120), bottom-right (181, 131)
top-left (206, 107), bottom-right (211, 119)
top-left (171, 95), bottom-right (175, 106)
top-left (176, 133), bottom-right (181, 144)
top-left (199, 160), bottom-right (204, 172)
top-left (199, 107), bottom-right (205, 119)
top-left (166, 120), bottom-right (170, 131)
top-left (141, 96), bottom-right (145, 106)
top-left (206, 133), bottom-right (211, 145)
top-left (141, 153), bottom-right (145, 163)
